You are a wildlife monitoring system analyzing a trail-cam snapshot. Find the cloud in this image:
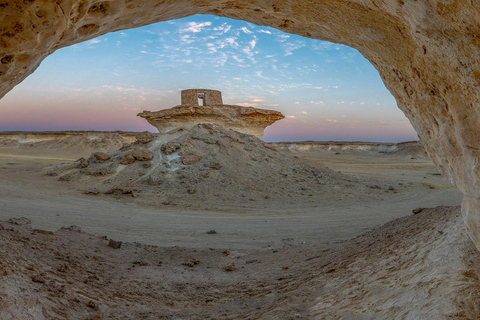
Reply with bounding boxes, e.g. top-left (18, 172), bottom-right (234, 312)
top-left (284, 41), bottom-right (306, 56)
top-left (180, 21), bottom-right (212, 33)
top-left (213, 23), bottom-right (232, 34)
top-left (276, 34), bottom-right (290, 42)
top-left (235, 102), bottom-right (258, 107)
top-left (310, 101), bottom-right (324, 105)
top-left (258, 29), bottom-right (272, 34)
top-left (241, 26), bottom-right (253, 34)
